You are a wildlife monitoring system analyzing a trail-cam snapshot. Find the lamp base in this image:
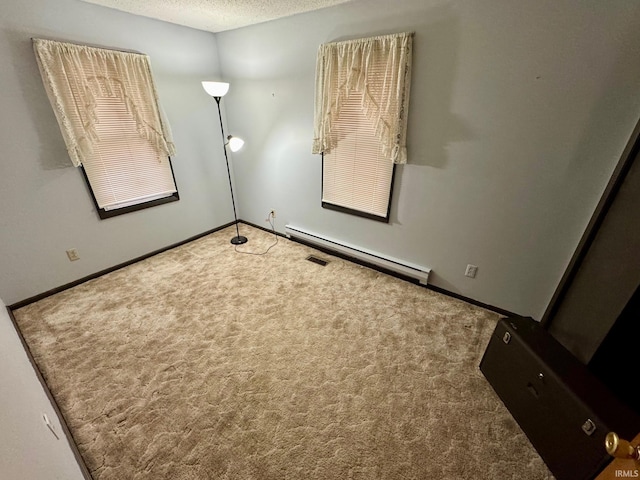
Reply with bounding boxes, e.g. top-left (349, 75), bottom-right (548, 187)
top-left (230, 235), bottom-right (248, 245)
